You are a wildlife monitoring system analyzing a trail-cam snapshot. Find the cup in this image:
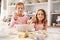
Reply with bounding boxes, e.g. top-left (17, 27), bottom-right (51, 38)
top-left (53, 23), bottom-right (56, 26)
